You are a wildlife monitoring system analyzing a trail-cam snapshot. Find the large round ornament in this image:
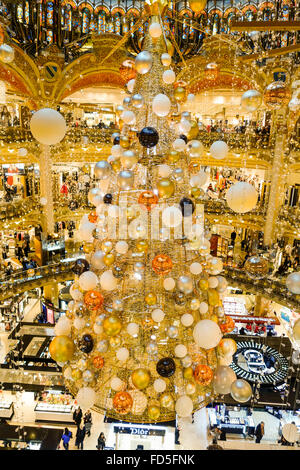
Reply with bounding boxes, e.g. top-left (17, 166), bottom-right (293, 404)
top-left (213, 366), bottom-right (237, 394)
top-left (152, 93), bottom-right (171, 117)
top-left (177, 275), bottom-right (193, 294)
top-left (230, 379), bottom-right (252, 403)
top-left (175, 395), bottom-right (193, 417)
top-left (157, 178), bottom-right (175, 198)
top-left (113, 391), bottom-right (133, 414)
top-left (49, 335), bottom-right (74, 362)
top-left (174, 86), bottom-right (186, 103)
top-left (76, 387), bottom-right (96, 409)
top-left (30, 108), bottom-right (67, 146)
top-left (160, 393), bottom-right (174, 410)
top-left (117, 170), bottom-right (134, 190)
top-left (193, 320), bottom-right (222, 349)
top-left (217, 338), bottom-right (237, 357)
top-left (187, 140), bottom-right (203, 158)
top-left (241, 90), bottom-right (262, 112)
top-left (79, 271), bottom-right (98, 291)
top-left (94, 161), bottom-right (111, 180)
top-left (103, 316), bottom-right (122, 336)
top-left (148, 404), bottom-right (161, 420)
top-left (161, 52), bottom-right (171, 66)
top-left (135, 50), bottom-right (153, 74)
top-left (131, 368), bottom-right (151, 390)
top-left (286, 272), bottom-right (300, 295)
top-left (210, 141), bottom-right (229, 160)
top-left (78, 334), bottom-right (94, 354)
top-left (293, 318), bottom-right (300, 342)
top-left (244, 256), bottom-right (269, 279)
top-left (156, 357), bottom-right (176, 377)
top-left (152, 254), bottom-right (173, 275)
top-left (226, 182), bottom-right (258, 213)
top-left (282, 423), bottom-right (299, 443)
top-left (93, 356), bottom-right (104, 369)
top-left (194, 364), bottom-right (213, 385)
top-left (263, 81), bottom-right (291, 109)
top-left (72, 258), bottom-right (90, 275)
top-left (139, 127), bottom-right (159, 148)
top-left (84, 290), bottom-right (104, 310)
top-left (138, 191), bottom-right (158, 211)
top-left (0, 44), bottom-right (15, 63)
